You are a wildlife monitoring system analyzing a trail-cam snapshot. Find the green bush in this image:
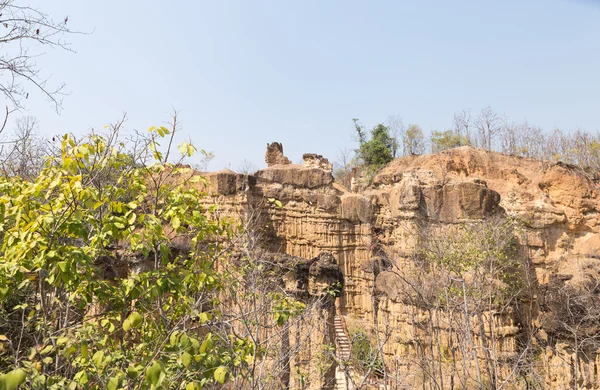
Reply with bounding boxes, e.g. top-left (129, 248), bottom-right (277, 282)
top-left (350, 329), bottom-right (384, 377)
